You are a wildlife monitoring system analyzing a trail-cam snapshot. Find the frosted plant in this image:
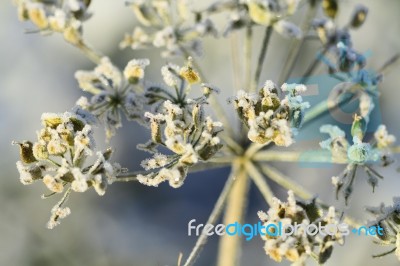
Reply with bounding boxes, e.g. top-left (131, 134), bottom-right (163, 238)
top-left (13, 111), bottom-right (121, 228)
top-left (366, 197), bottom-right (400, 261)
top-left (258, 191), bottom-right (345, 265)
top-left (12, 0), bottom-right (400, 265)
top-left (75, 57), bottom-right (149, 139)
